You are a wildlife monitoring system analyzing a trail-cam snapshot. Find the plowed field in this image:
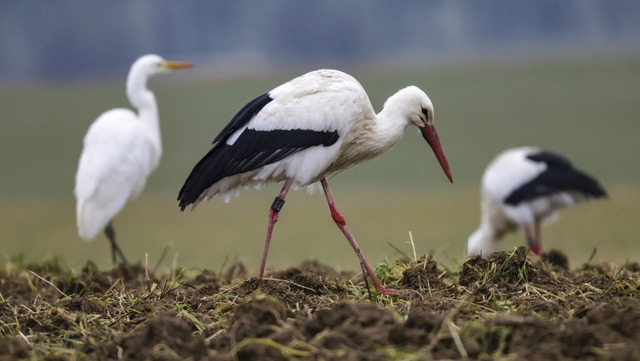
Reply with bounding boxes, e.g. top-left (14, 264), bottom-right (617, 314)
top-left (1, 247), bottom-right (639, 360)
